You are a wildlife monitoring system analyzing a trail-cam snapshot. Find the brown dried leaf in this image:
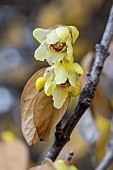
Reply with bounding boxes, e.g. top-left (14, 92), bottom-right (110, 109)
top-left (34, 90), bottom-right (70, 141)
top-left (81, 51), bottom-right (94, 72)
top-left (92, 85), bottom-right (112, 118)
top-left (81, 51), bottom-right (112, 118)
top-left (80, 51), bottom-right (94, 87)
top-left (21, 68), bottom-right (45, 146)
